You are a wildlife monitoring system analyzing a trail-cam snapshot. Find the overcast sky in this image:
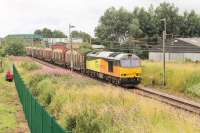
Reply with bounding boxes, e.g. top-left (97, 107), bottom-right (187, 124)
top-left (0, 0), bottom-right (199, 37)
